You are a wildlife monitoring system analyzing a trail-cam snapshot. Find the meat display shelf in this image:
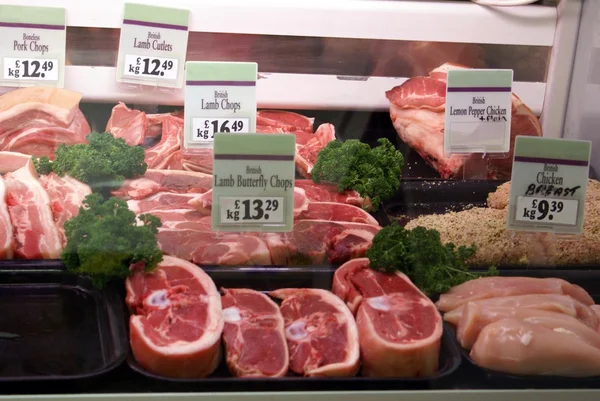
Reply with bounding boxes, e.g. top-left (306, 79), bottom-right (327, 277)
top-left (6, 0), bottom-right (556, 44)
top-left (59, 68), bottom-right (546, 113)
